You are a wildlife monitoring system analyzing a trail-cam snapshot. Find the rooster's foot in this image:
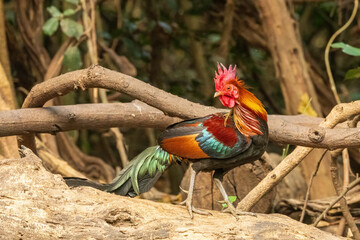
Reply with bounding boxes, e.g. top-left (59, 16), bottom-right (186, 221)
top-left (222, 204), bottom-right (256, 219)
top-left (179, 197), bottom-right (212, 218)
